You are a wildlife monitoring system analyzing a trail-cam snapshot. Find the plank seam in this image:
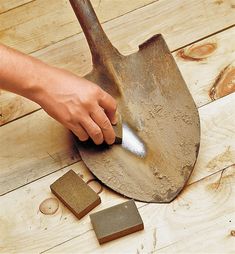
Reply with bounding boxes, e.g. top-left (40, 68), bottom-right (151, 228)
top-left (0, 107), bottom-right (41, 127)
top-left (0, 159), bottom-right (81, 197)
top-left (38, 164), bottom-right (234, 254)
top-left (152, 196), bottom-right (235, 253)
top-left (1, 92), bottom-right (234, 194)
top-left (0, 0), bottom-right (36, 15)
top-left (1, 9), bottom-right (234, 126)
top-left (40, 202), bottom-right (149, 254)
top-left (198, 91), bottom-right (235, 109)
top-left (39, 229), bottom-right (93, 254)
top-left (26, 6), bottom-right (234, 57)
top-left (3, 24), bottom-right (235, 127)
top-left (8, 0), bottom-right (159, 56)
top-left (1, 78), bottom-right (234, 128)
top-left (172, 24), bottom-right (235, 53)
